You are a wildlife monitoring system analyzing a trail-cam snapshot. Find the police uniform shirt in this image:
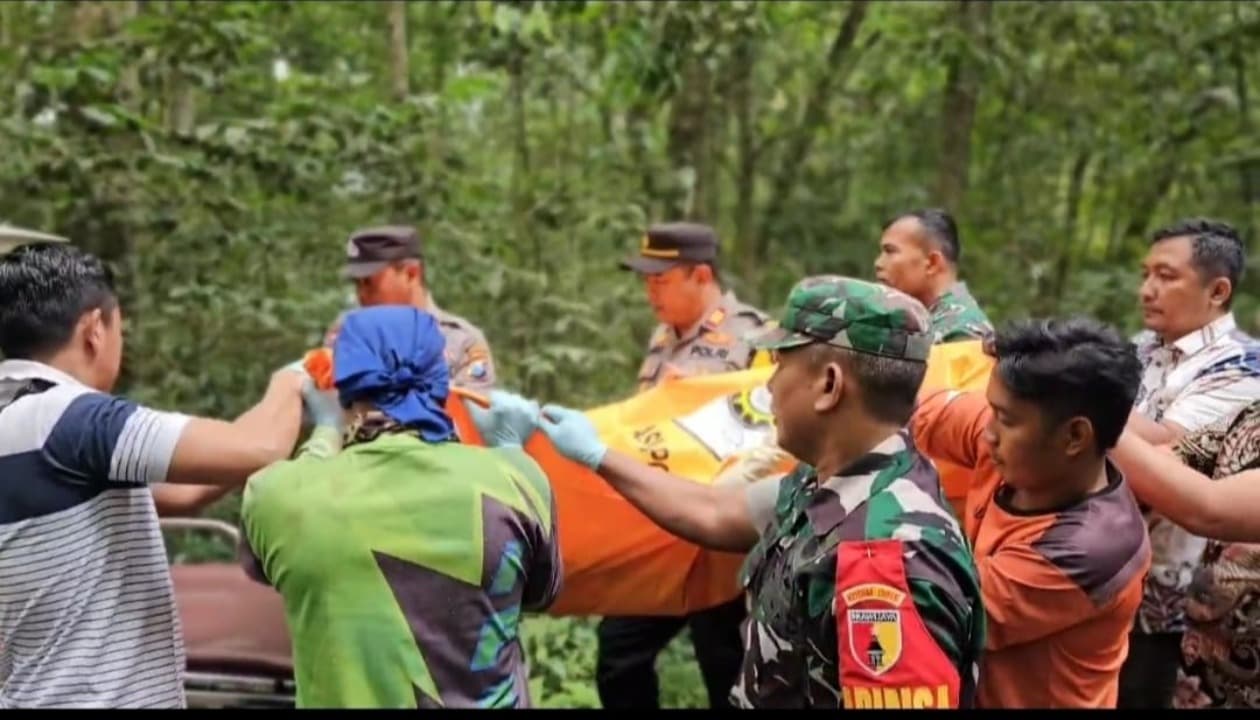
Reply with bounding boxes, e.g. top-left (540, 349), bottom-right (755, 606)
top-left (637, 292), bottom-right (769, 392)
